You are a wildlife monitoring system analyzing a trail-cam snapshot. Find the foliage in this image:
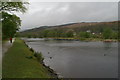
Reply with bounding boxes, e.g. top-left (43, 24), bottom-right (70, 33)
top-left (20, 21), bottom-right (118, 40)
top-left (111, 32), bottom-right (118, 39)
top-left (79, 32), bottom-right (91, 38)
top-left (34, 52), bottom-right (44, 62)
top-left (0, 1), bottom-right (28, 13)
top-left (2, 12), bottom-right (21, 39)
top-left (1, 1), bottom-right (28, 39)
top-left (102, 28), bottom-right (113, 39)
top-left (15, 32), bottom-right (20, 37)
top-left (65, 30), bottom-right (74, 37)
